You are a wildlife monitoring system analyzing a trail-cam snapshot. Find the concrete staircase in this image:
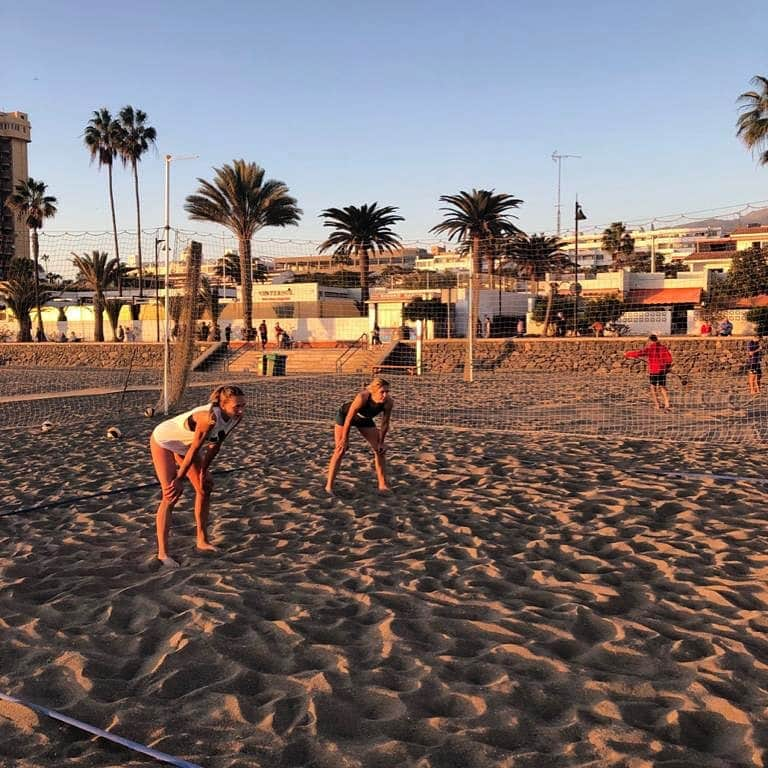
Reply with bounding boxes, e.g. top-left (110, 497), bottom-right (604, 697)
top-left (223, 341), bottom-right (398, 375)
top-left (226, 346), bottom-right (353, 375)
